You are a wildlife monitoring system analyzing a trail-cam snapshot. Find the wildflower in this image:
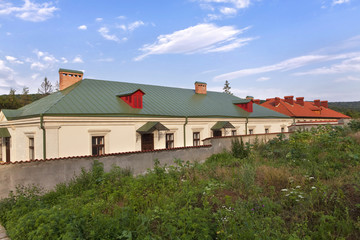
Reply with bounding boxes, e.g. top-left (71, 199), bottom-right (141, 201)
top-left (262, 205), bottom-right (264, 207)
top-left (309, 177), bottom-right (314, 180)
top-left (281, 188), bottom-right (288, 192)
top-left (296, 185), bottom-right (301, 189)
top-left (251, 208), bottom-right (254, 211)
top-left (311, 186), bottom-right (316, 189)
